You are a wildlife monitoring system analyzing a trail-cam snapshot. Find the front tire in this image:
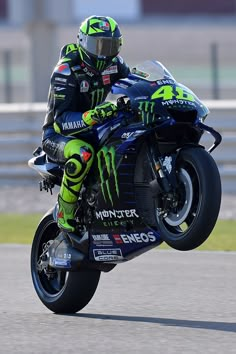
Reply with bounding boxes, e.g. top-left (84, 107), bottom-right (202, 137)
top-left (31, 211), bottom-right (100, 313)
top-left (156, 147), bottom-right (222, 251)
